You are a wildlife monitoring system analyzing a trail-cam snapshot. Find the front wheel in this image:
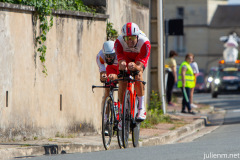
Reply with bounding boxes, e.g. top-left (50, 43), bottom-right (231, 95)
top-left (102, 97), bottom-right (114, 150)
top-left (132, 96), bottom-right (140, 147)
top-left (122, 90), bottom-right (131, 148)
